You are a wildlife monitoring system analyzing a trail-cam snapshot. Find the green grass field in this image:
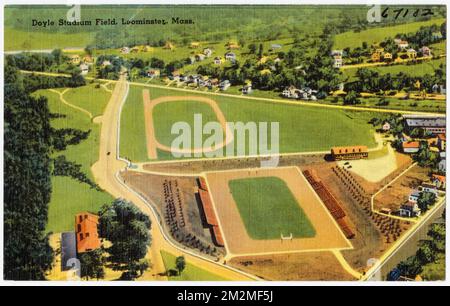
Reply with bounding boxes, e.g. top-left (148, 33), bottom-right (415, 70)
top-left (33, 88), bottom-right (113, 233)
top-left (120, 85), bottom-right (377, 161)
top-left (153, 100), bottom-right (222, 148)
top-left (333, 18), bottom-right (446, 50)
top-left (63, 82), bottom-right (111, 117)
top-left (229, 177), bottom-right (316, 240)
top-left (160, 251), bottom-right (228, 281)
top-left (4, 27), bottom-right (95, 51)
top-left (343, 56), bottom-right (446, 81)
